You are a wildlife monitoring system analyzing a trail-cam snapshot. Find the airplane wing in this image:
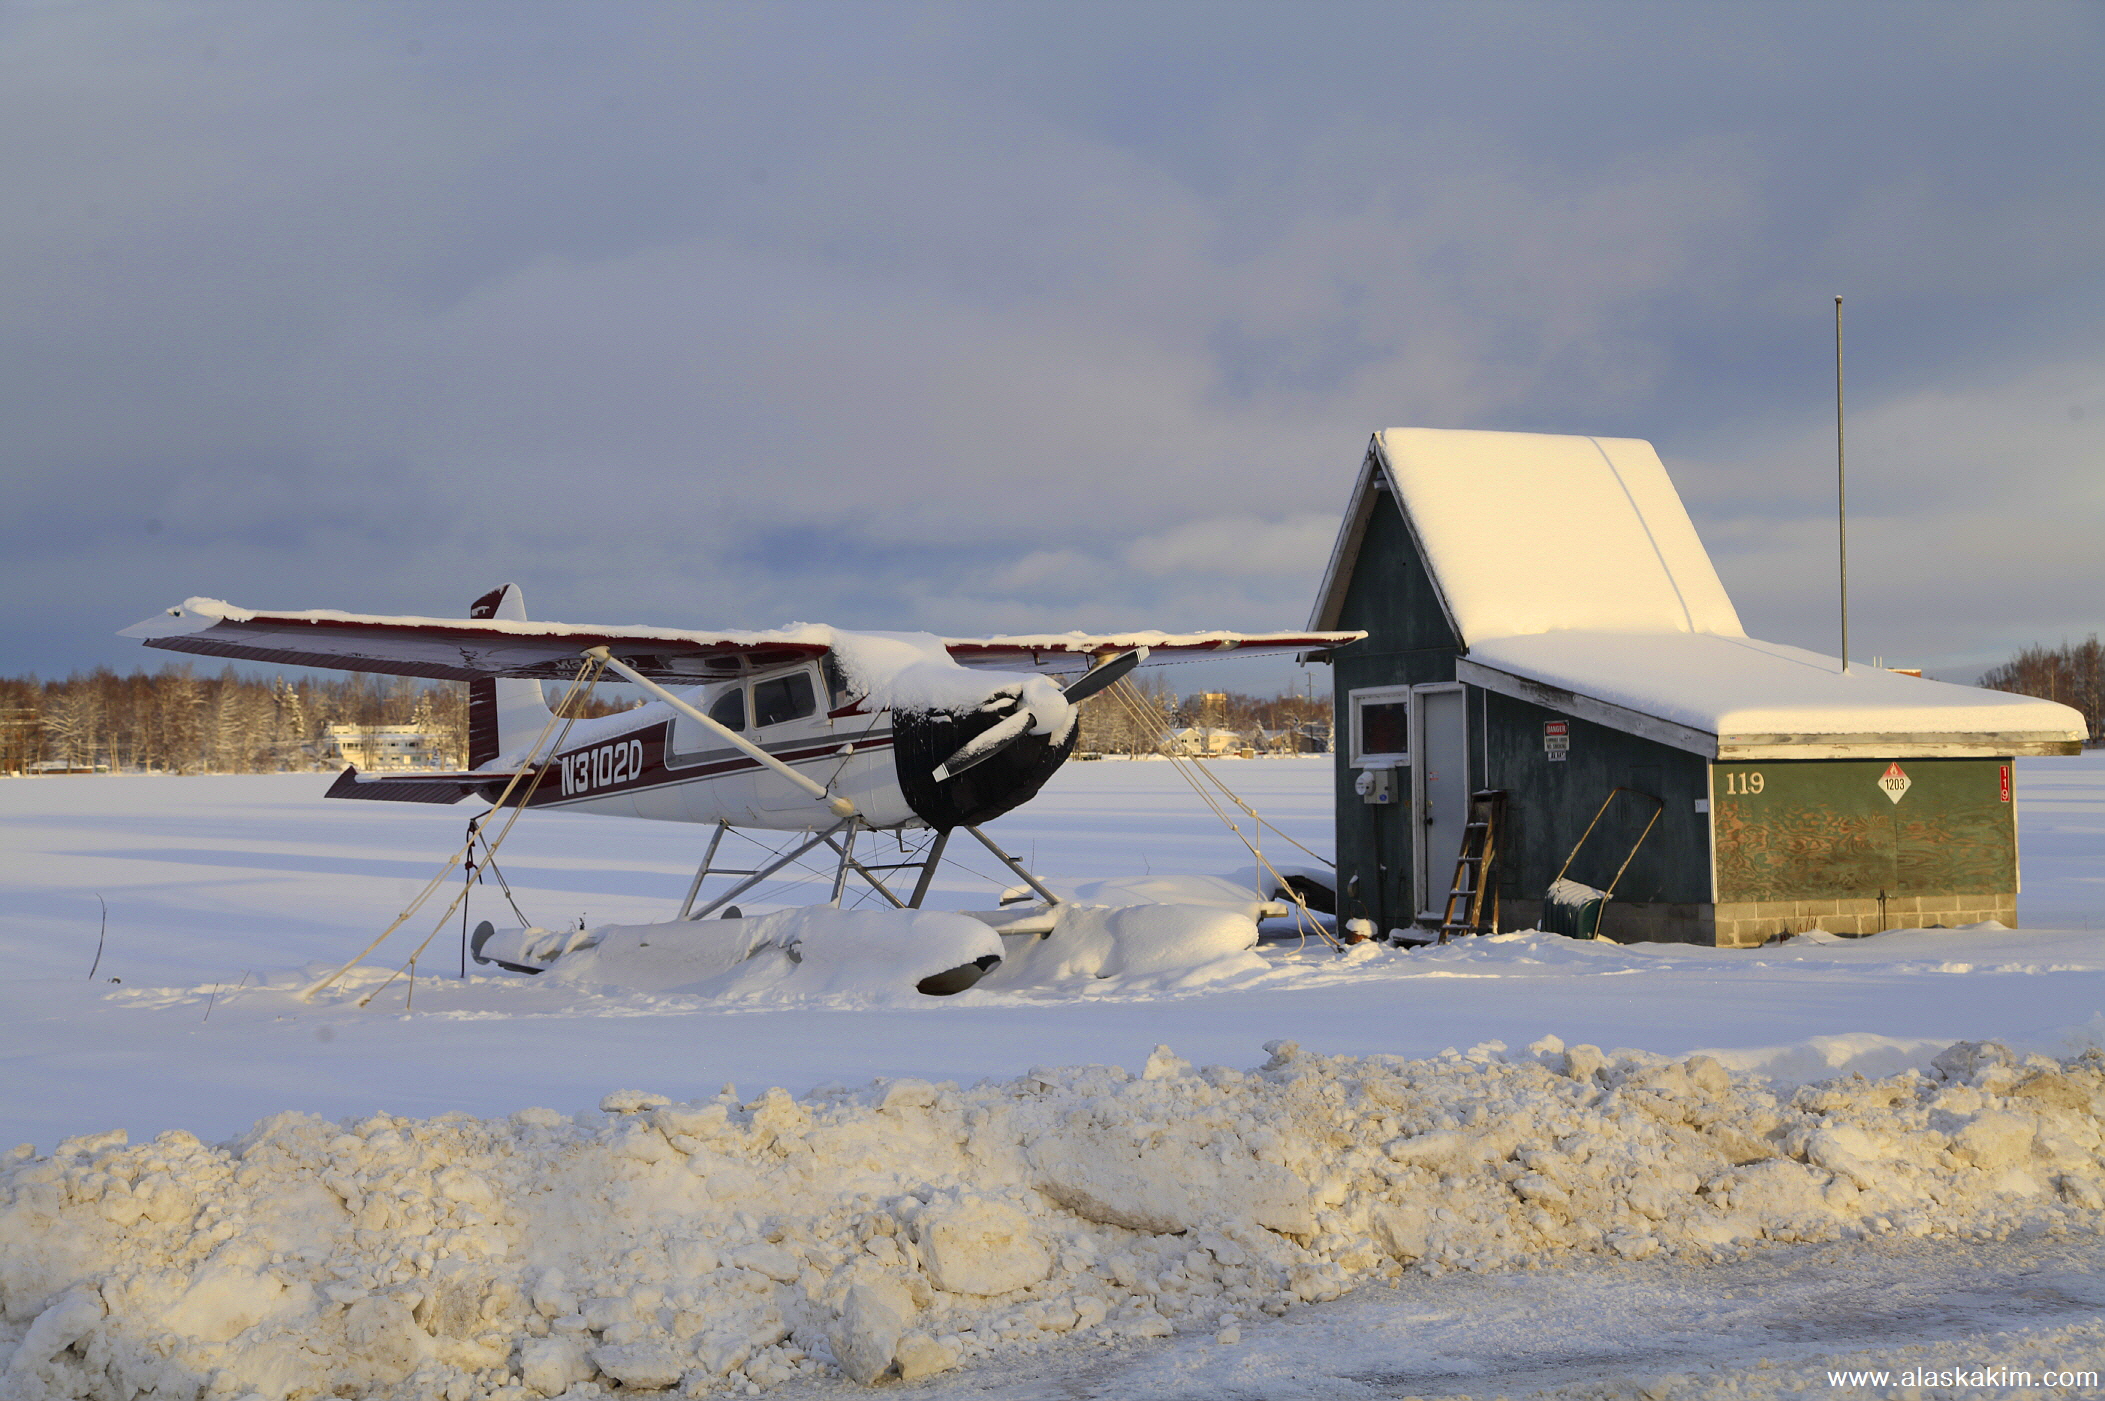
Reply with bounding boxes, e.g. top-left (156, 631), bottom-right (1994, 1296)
top-left (120, 599), bottom-right (832, 682)
top-left (121, 599), bottom-right (1366, 683)
top-left (940, 629), bottom-right (1367, 674)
